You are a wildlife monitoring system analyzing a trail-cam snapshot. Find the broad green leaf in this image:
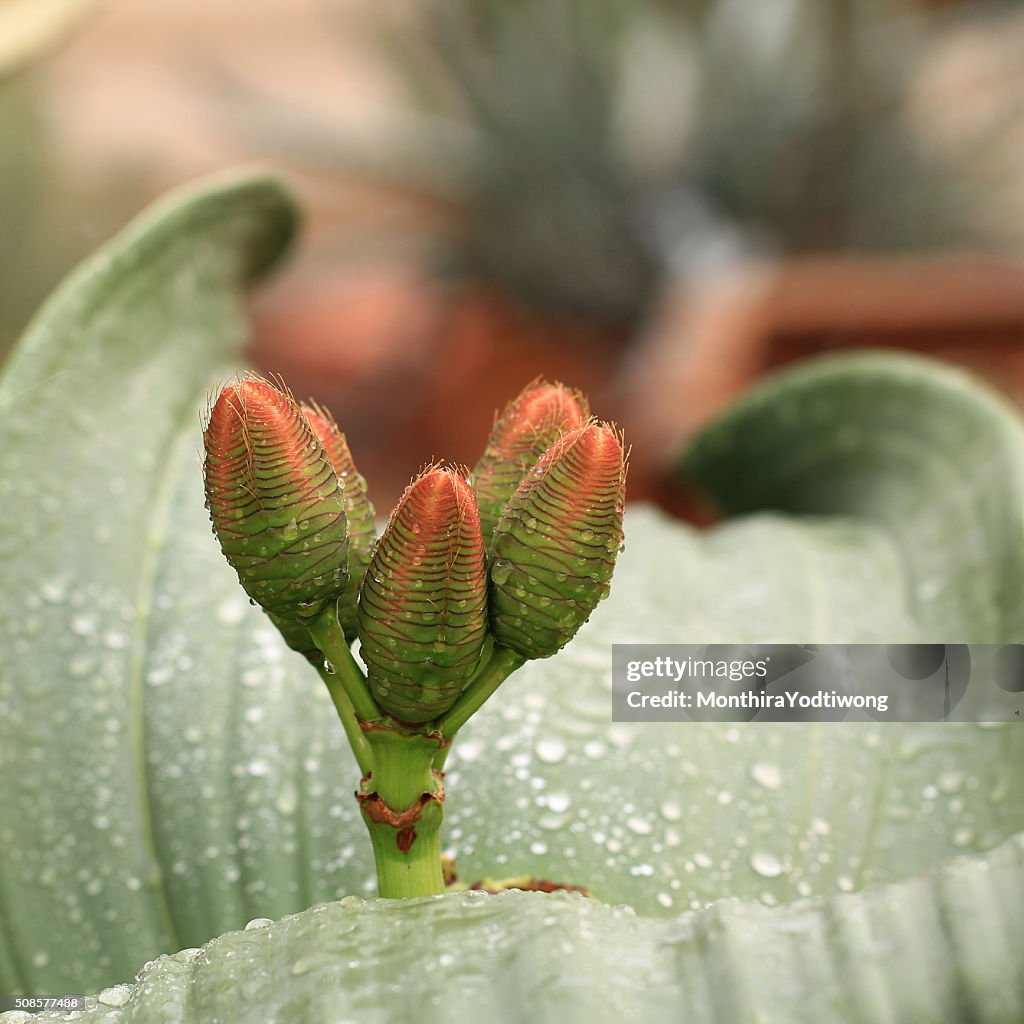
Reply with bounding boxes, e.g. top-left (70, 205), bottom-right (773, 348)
top-left (14, 832), bottom-right (1024, 1024)
top-left (0, 172), bottom-right (1022, 1020)
top-left (0, 172), bottom-right (297, 993)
